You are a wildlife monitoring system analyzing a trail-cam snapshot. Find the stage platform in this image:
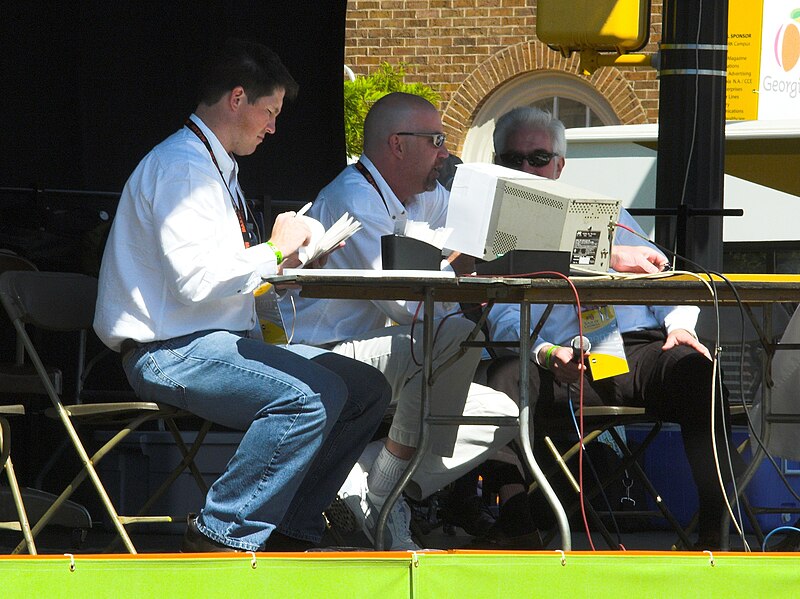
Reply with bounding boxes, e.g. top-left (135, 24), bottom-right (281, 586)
top-left (2, 549), bottom-right (800, 598)
top-left (3, 525), bottom-right (800, 598)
